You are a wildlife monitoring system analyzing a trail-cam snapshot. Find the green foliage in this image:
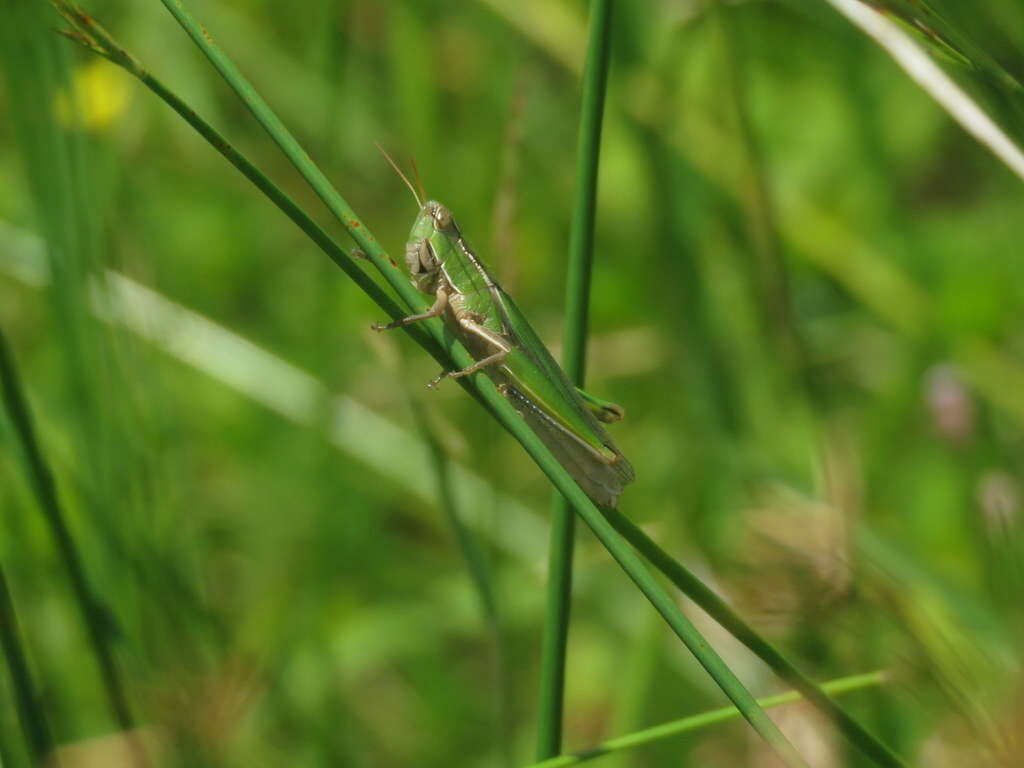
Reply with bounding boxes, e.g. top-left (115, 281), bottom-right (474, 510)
top-left (2, 1), bottom-right (1023, 766)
